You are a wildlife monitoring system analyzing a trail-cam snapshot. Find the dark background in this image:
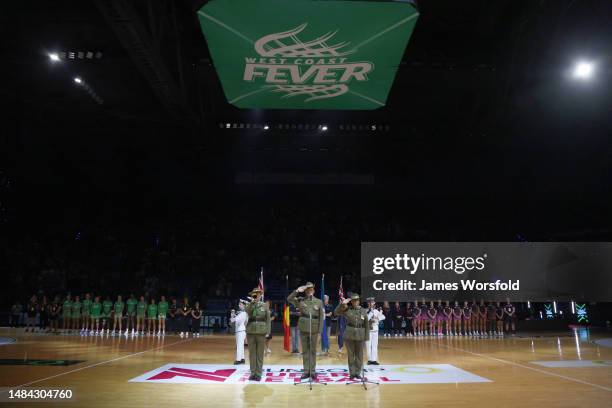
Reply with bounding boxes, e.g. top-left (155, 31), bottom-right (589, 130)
top-left (1, 0), bottom-right (611, 315)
